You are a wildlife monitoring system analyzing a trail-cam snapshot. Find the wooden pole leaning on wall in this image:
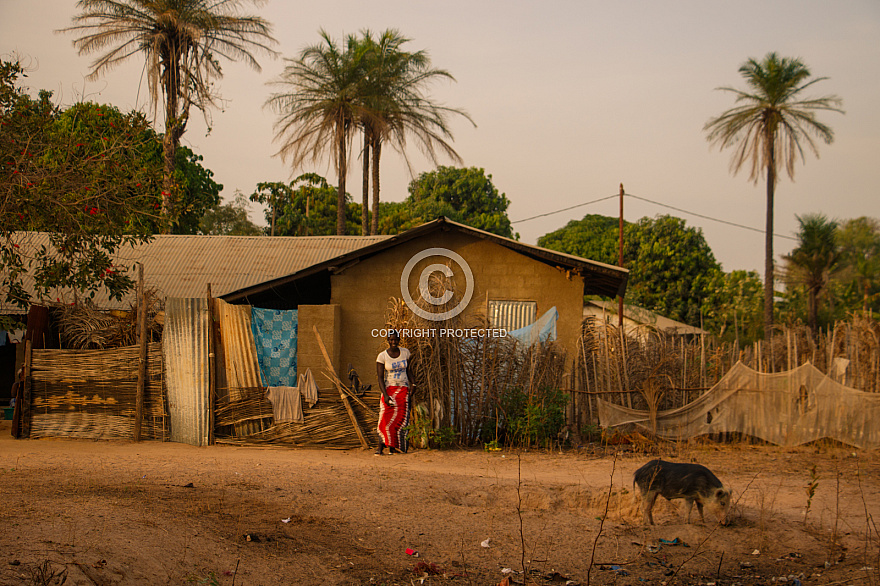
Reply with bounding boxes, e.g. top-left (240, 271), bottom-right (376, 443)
top-left (134, 263), bottom-right (148, 441)
top-left (312, 325), bottom-right (370, 449)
